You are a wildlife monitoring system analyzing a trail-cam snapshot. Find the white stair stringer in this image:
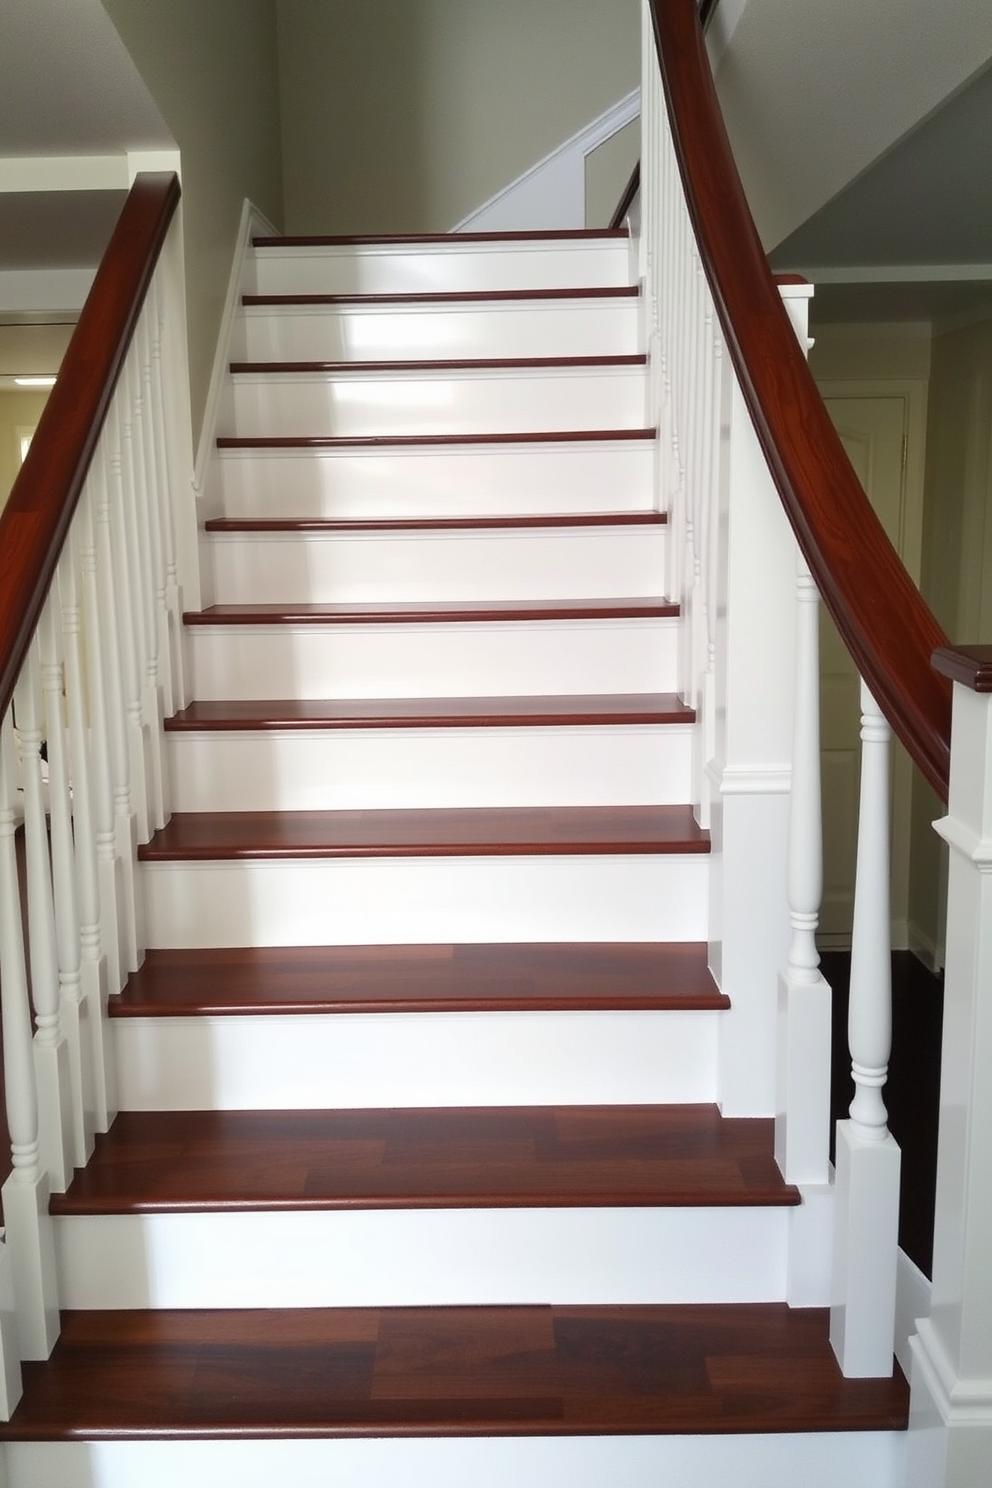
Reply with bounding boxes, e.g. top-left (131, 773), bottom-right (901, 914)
top-left (54, 1204), bottom-right (789, 1310)
top-left (141, 851), bottom-right (710, 949)
top-left (112, 1006), bottom-right (720, 1111)
top-left (185, 614), bottom-right (679, 700)
top-left (203, 522), bottom-right (668, 606)
top-left (166, 721), bottom-right (693, 812)
top-left (214, 437), bottom-right (655, 521)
